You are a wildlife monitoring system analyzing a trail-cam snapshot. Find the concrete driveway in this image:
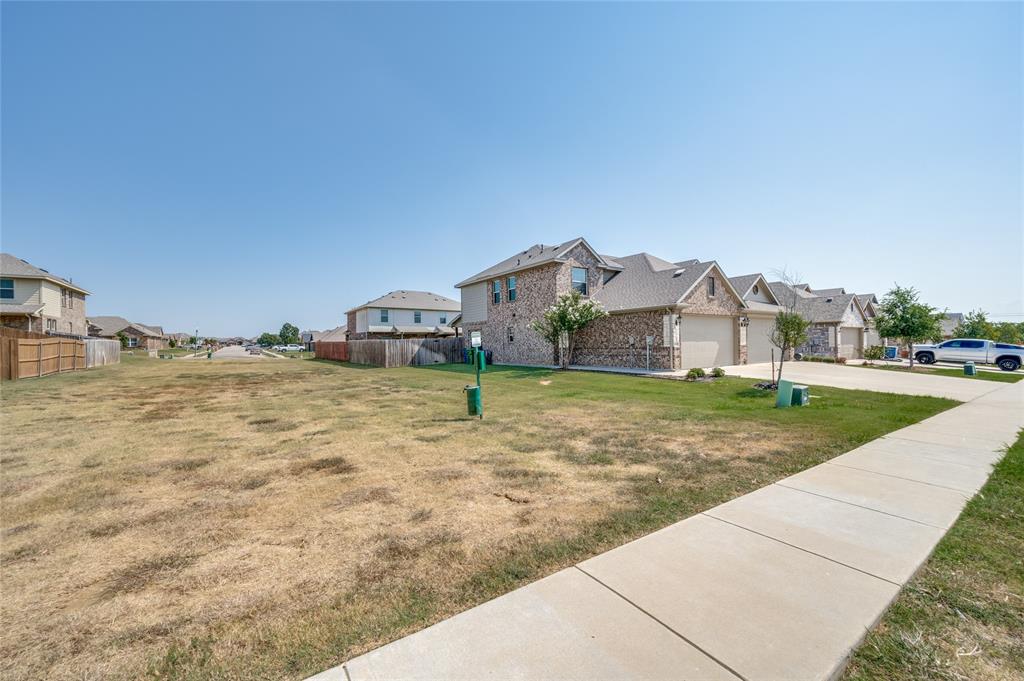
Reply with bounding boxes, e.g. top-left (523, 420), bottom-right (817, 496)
top-left (722, 361), bottom-right (1005, 401)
